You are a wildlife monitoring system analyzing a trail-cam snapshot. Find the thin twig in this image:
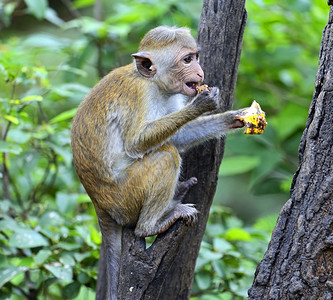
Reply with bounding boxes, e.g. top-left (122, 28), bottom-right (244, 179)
top-left (60, 0), bottom-right (81, 18)
top-left (26, 147), bottom-right (58, 213)
top-left (94, 0), bottom-right (103, 21)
